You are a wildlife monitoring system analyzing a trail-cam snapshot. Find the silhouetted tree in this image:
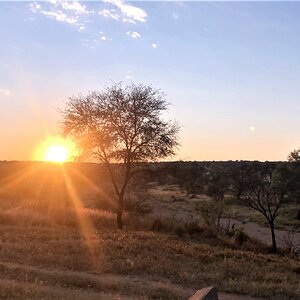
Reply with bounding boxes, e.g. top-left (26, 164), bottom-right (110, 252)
top-left (288, 149), bottom-right (300, 162)
top-left (243, 166), bottom-right (289, 252)
top-left (61, 83), bottom-right (179, 229)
